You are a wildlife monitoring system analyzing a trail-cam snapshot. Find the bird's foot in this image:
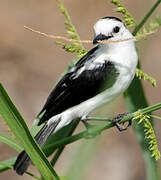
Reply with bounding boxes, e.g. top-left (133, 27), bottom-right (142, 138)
top-left (113, 113), bottom-right (131, 132)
